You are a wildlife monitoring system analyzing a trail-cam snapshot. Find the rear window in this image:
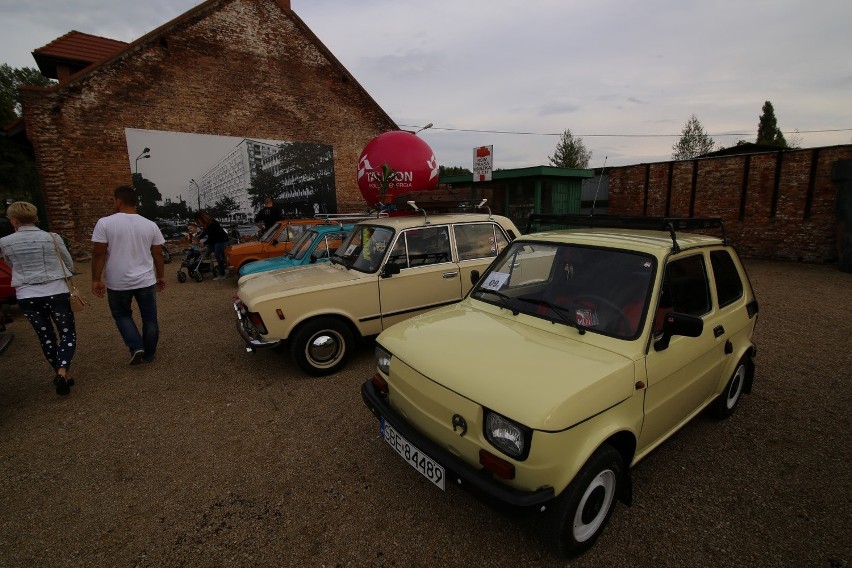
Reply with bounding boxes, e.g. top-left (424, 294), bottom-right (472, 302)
top-left (710, 250), bottom-right (744, 308)
top-left (453, 223), bottom-right (509, 261)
